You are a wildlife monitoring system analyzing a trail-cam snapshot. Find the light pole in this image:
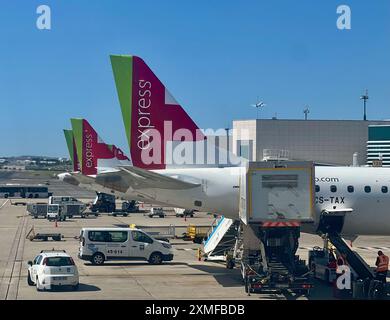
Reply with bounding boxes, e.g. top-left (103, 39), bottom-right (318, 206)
top-left (225, 127), bottom-right (230, 154)
top-left (360, 90), bottom-right (369, 121)
top-left (303, 107), bottom-right (310, 120)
